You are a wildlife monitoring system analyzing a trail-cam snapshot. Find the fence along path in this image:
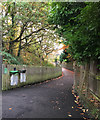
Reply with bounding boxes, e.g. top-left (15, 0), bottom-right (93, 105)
top-left (2, 64), bottom-right (62, 90)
